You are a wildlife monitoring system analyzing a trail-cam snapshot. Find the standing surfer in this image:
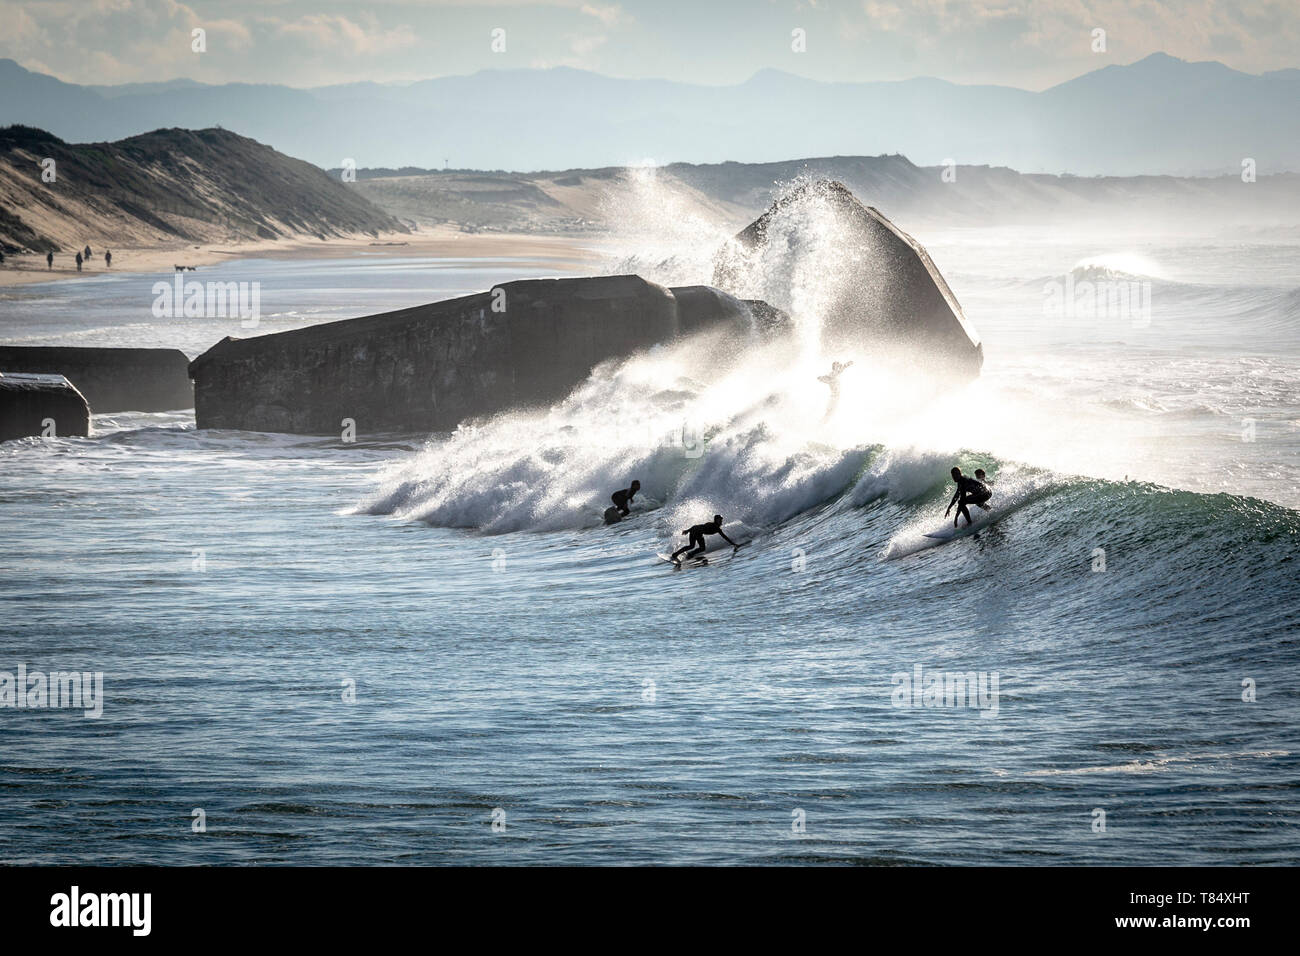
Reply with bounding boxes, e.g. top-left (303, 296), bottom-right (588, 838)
top-left (945, 467), bottom-right (991, 528)
top-left (670, 514), bottom-right (738, 564)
